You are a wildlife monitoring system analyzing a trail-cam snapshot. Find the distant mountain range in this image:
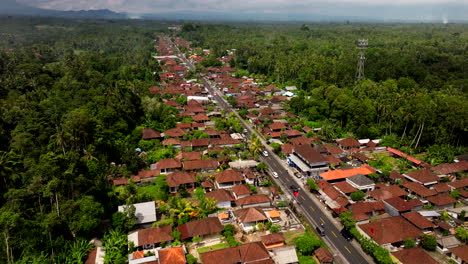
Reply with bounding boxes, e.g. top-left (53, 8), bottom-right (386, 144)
top-left (0, 0), bottom-right (126, 19)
